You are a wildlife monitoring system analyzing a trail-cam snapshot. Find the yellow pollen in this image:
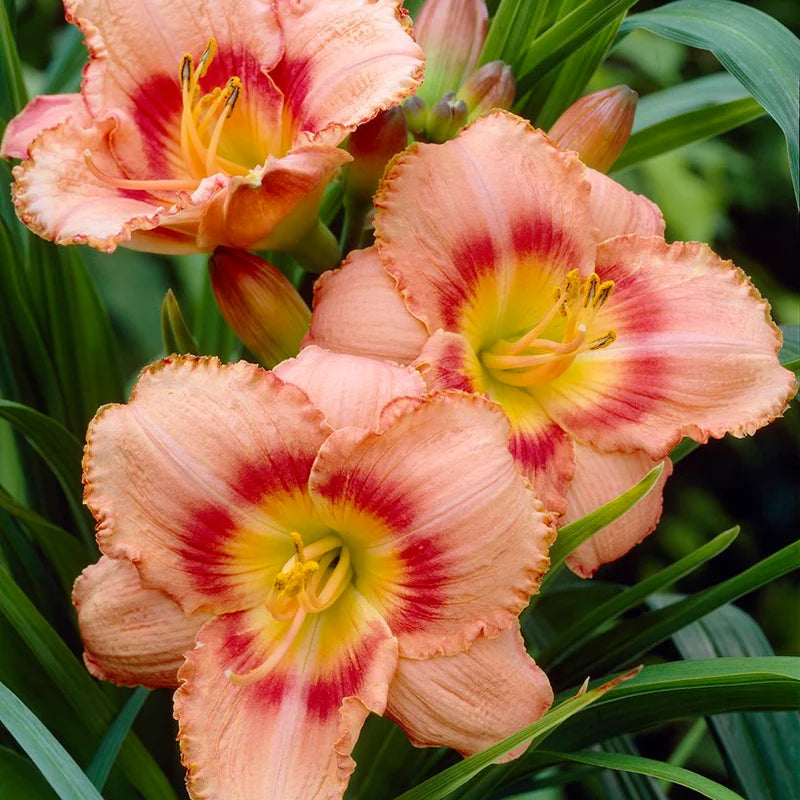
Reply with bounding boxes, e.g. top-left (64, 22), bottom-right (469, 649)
top-left (481, 270), bottom-right (617, 389)
top-left (227, 531), bottom-right (354, 687)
